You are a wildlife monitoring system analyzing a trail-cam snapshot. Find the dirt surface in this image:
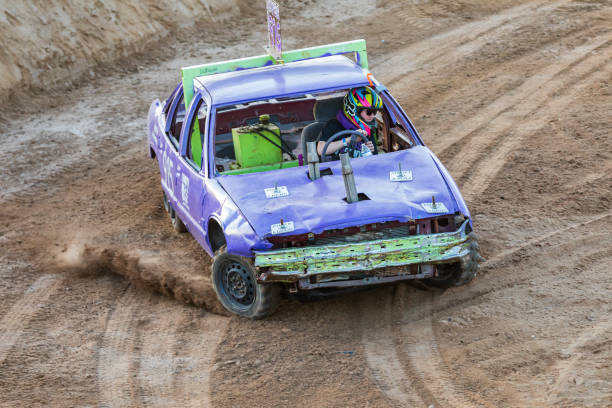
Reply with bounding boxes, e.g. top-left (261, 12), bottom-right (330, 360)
top-left (1, 0), bottom-right (611, 407)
